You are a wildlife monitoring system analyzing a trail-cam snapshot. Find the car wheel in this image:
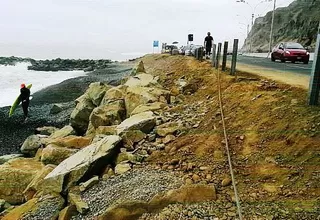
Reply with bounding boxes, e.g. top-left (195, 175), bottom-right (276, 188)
top-left (271, 54), bottom-right (275, 62)
top-left (303, 60), bottom-right (309, 64)
top-left (291, 60), bottom-right (295, 63)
